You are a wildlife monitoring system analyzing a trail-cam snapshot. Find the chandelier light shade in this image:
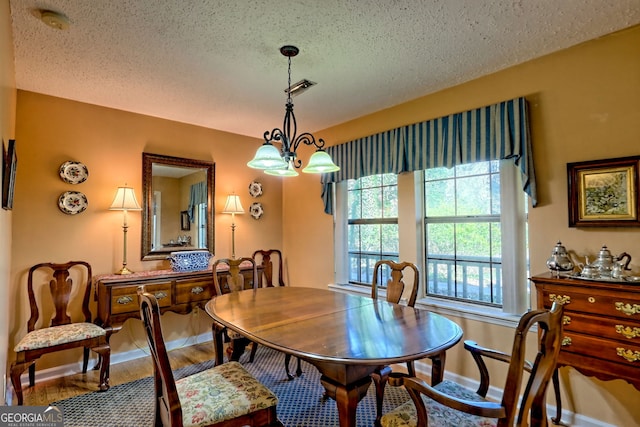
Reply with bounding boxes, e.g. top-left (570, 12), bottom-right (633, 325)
top-left (247, 45), bottom-right (340, 176)
top-left (222, 194), bottom-right (245, 259)
top-left (109, 186), bottom-right (142, 275)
